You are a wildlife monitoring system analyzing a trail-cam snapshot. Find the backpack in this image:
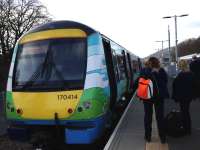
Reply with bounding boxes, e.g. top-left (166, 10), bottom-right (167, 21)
top-left (136, 76), bottom-right (154, 101)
